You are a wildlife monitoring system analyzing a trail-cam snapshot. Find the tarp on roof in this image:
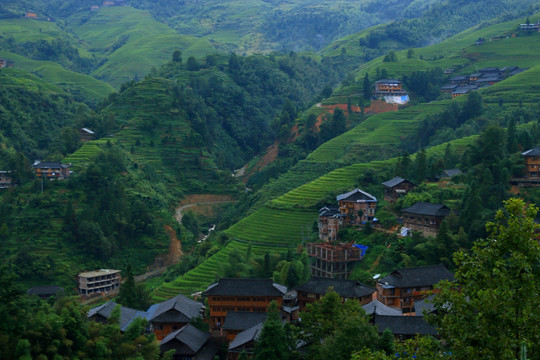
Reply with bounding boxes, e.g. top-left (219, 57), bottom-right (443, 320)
top-left (353, 244), bottom-right (369, 257)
